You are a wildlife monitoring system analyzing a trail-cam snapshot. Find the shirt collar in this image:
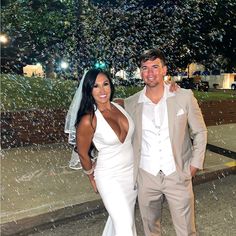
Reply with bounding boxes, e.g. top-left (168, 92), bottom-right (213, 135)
top-left (138, 83), bottom-right (175, 104)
